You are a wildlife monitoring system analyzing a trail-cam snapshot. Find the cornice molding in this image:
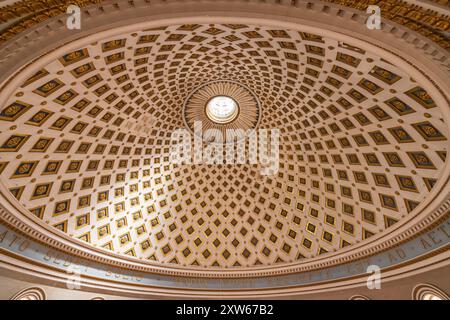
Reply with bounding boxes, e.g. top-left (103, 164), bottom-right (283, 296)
top-left (1, 184), bottom-right (449, 278)
top-left (0, 1), bottom-right (448, 52)
top-left (0, 243), bottom-right (449, 298)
